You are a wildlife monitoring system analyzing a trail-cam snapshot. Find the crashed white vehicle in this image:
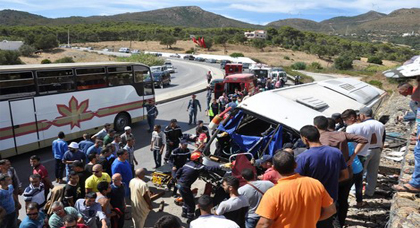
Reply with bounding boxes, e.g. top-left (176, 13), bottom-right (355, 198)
top-left (204, 78), bottom-right (387, 159)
